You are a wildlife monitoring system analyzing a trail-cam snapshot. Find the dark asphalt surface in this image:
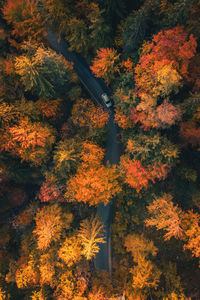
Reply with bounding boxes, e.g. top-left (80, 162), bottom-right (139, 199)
top-left (46, 30), bottom-right (121, 272)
